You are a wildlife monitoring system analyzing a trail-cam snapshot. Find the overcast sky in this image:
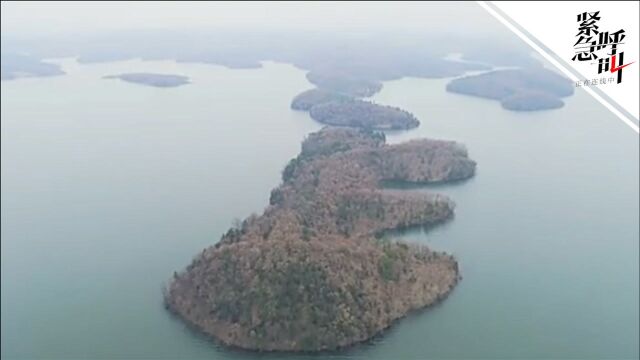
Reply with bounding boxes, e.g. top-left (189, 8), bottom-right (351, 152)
top-left (1, 1), bottom-right (508, 38)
